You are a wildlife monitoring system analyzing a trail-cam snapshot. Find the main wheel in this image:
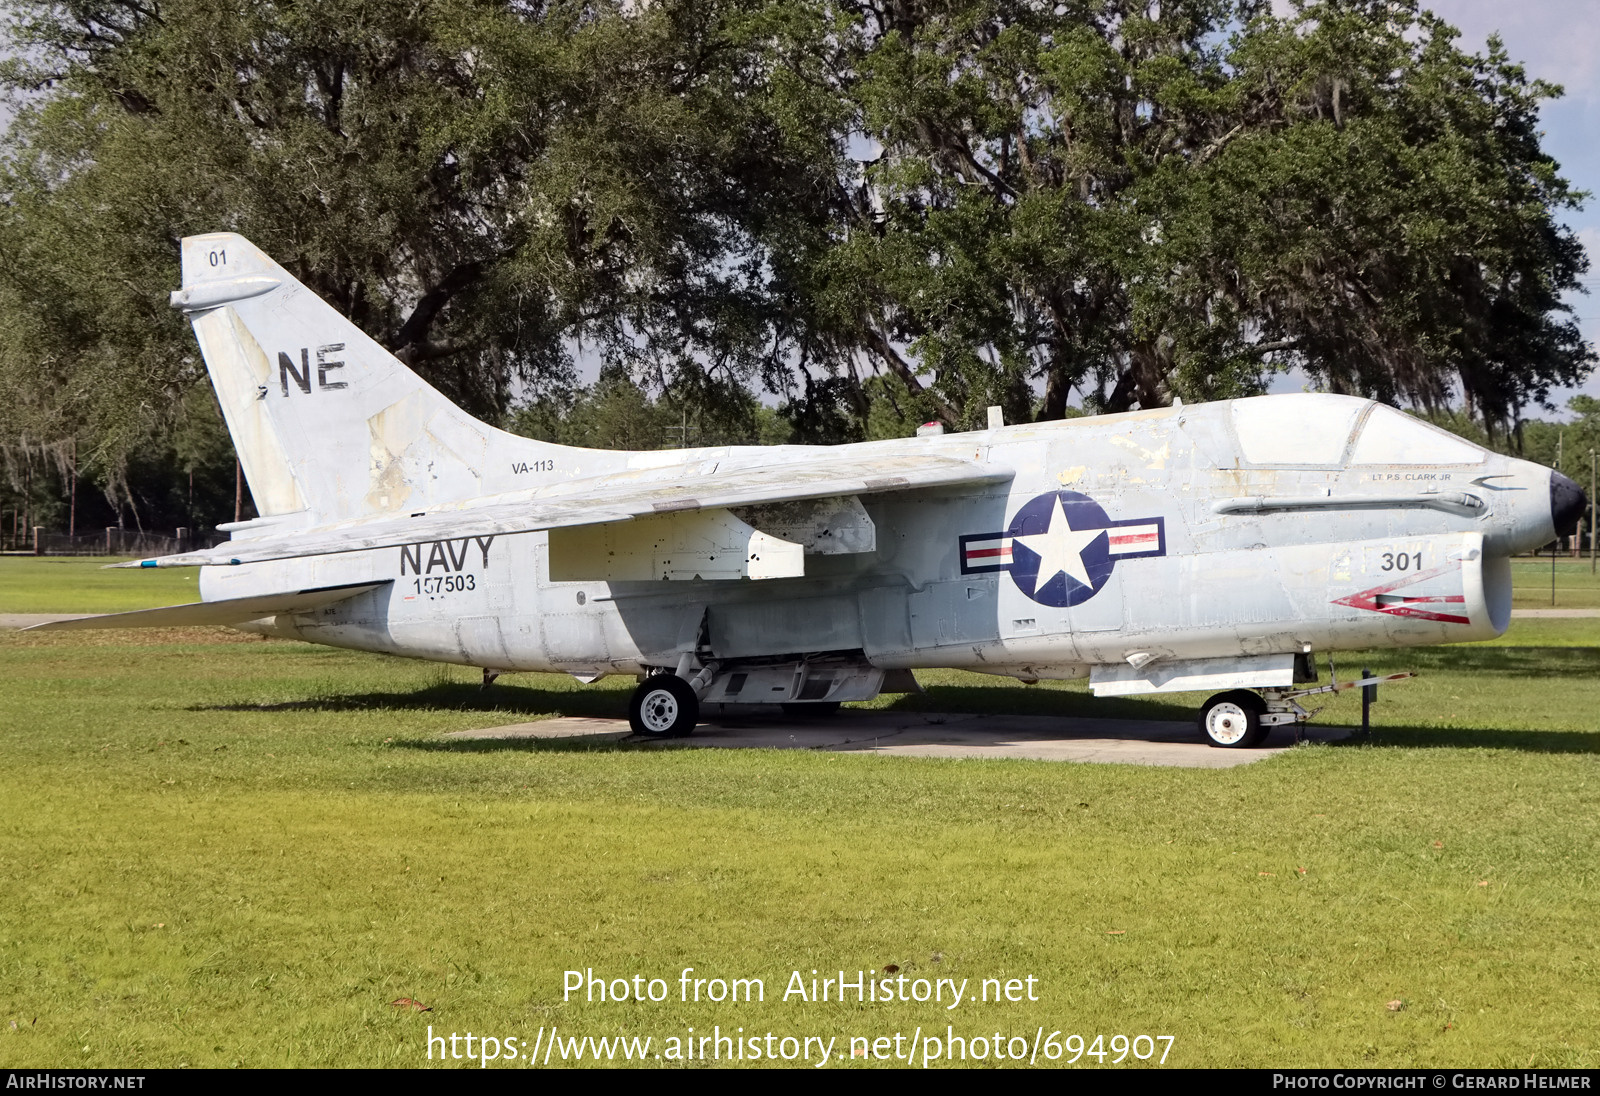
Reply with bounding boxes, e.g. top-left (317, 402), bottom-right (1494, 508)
top-left (1199, 690), bottom-right (1268, 748)
top-left (629, 674), bottom-right (699, 738)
